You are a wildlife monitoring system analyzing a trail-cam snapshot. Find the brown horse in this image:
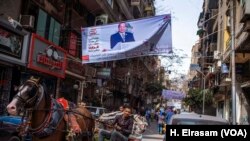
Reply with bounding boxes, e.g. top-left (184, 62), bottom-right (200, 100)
top-left (6, 77), bottom-right (95, 141)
